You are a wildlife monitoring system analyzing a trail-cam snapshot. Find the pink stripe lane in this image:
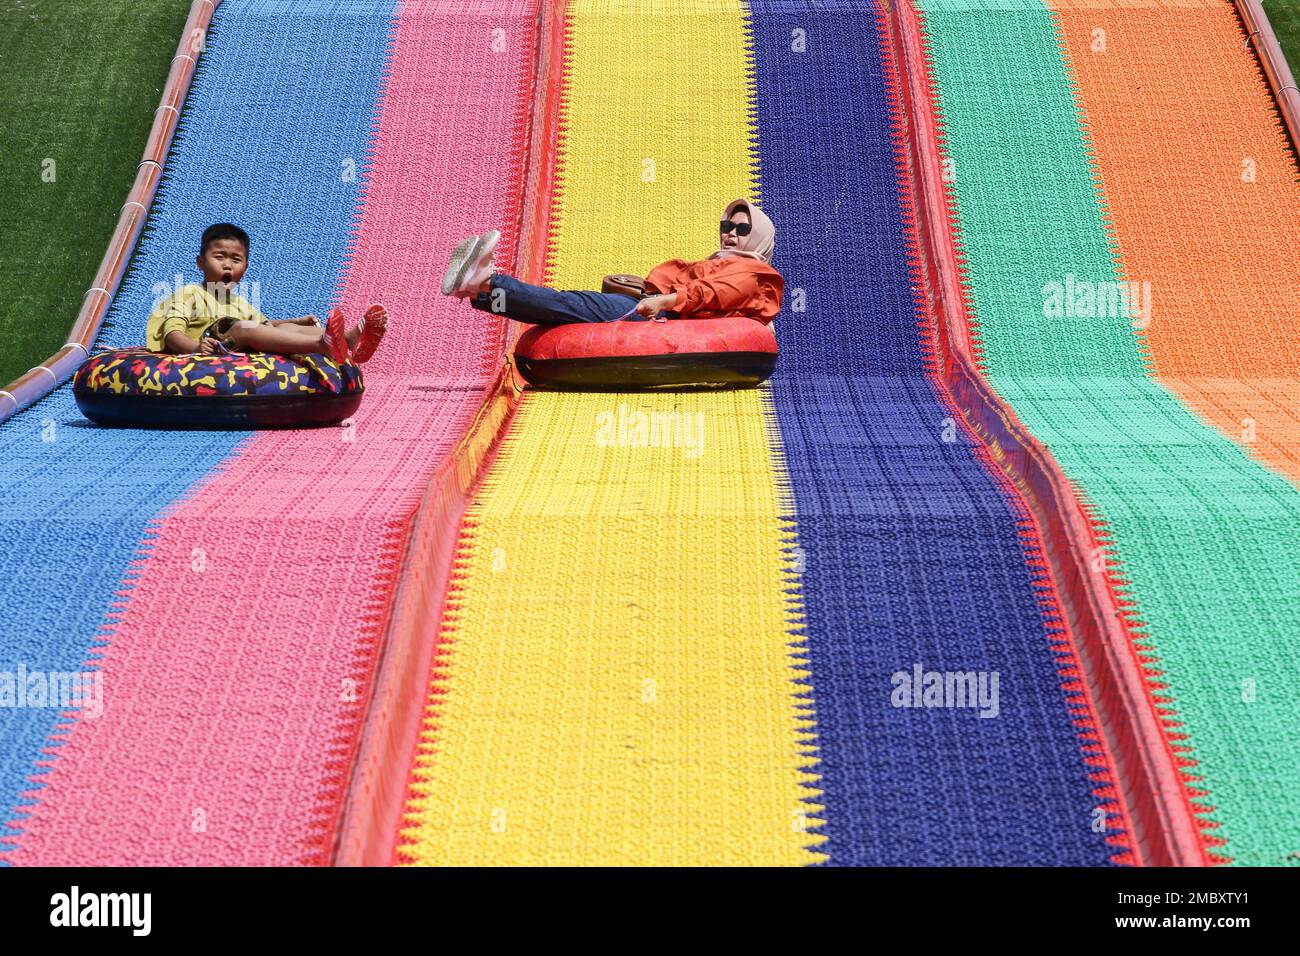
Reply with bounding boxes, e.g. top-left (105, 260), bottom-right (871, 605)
top-left (5, 0), bottom-right (538, 865)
